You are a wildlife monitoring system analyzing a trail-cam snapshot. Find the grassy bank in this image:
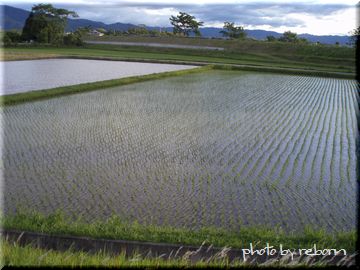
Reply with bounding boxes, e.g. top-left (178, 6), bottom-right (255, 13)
top-left (1, 65), bottom-right (210, 106)
top-left (1, 240), bottom-right (233, 268)
top-left (3, 239), bottom-right (331, 268)
top-left (86, 35), bottom-right (354, 58)
top-left (3, 40), bottom-right (355, 74)
top-left (1, 211), bottom-right (356, 253)
top-left (212, 64), bottom-right (354, 79)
